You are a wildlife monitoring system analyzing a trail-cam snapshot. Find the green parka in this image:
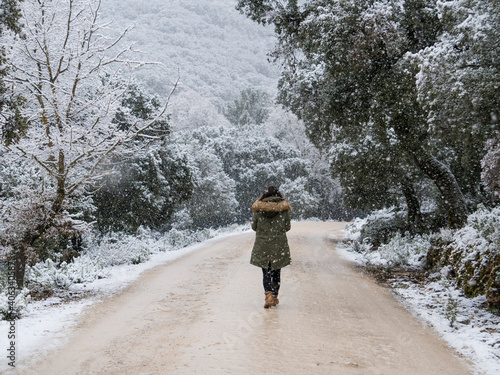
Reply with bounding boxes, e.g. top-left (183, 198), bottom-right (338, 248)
top-left (250, 196), bottom-right (292, 270)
